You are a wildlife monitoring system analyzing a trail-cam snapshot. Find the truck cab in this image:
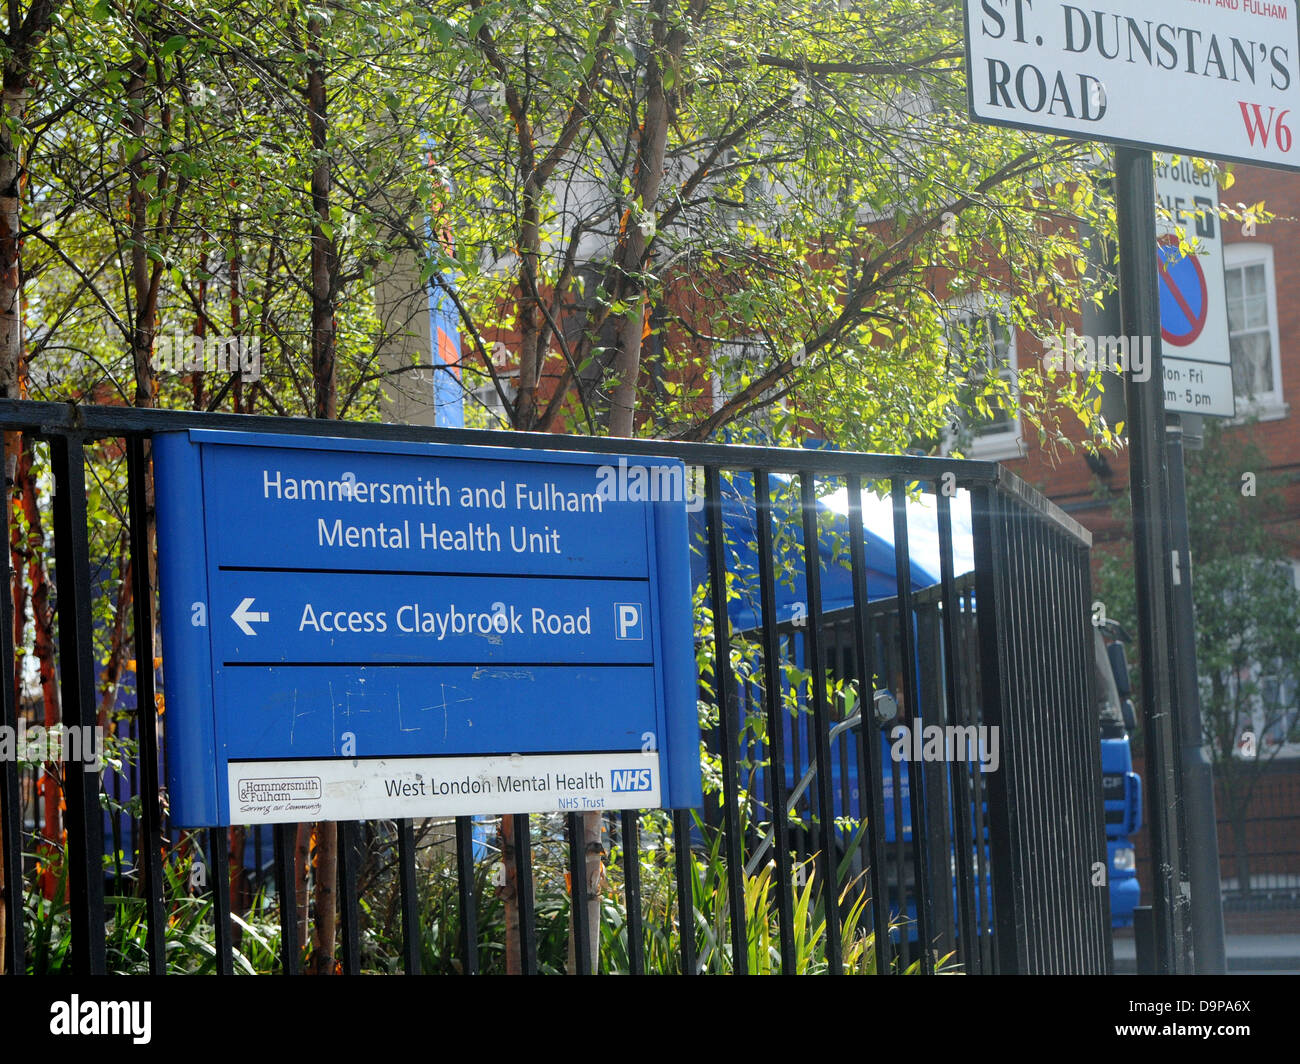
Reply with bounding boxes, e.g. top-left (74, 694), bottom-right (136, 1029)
top-left (1095, 620), bottom-right (1142, 927)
